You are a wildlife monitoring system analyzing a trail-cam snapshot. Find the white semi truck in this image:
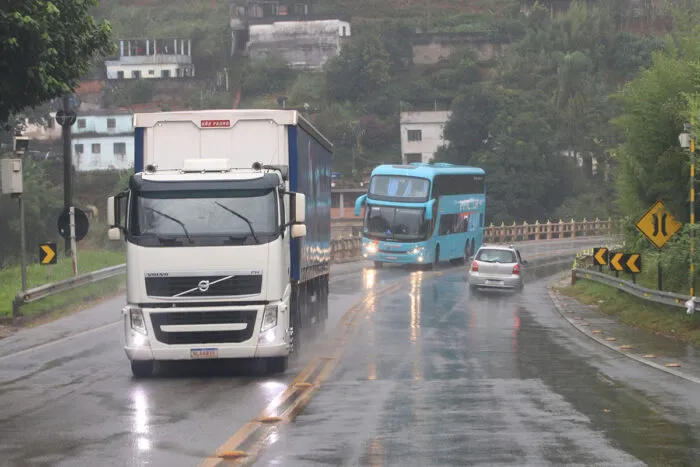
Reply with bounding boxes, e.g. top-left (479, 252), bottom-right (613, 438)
top-left (106, 110), bottom-right (332, 377)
